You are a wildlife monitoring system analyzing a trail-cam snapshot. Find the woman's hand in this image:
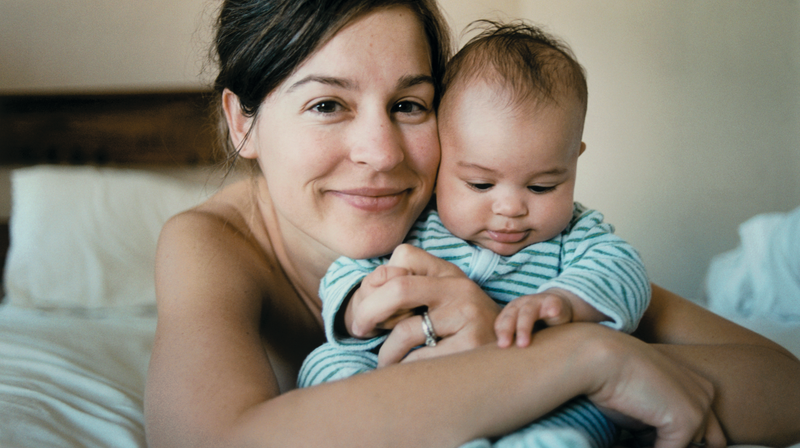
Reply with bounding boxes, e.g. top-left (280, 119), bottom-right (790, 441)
top-left (345, 244), bottom-right (501, 366)
top-left (578, 326), bottom-right (727, 448)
